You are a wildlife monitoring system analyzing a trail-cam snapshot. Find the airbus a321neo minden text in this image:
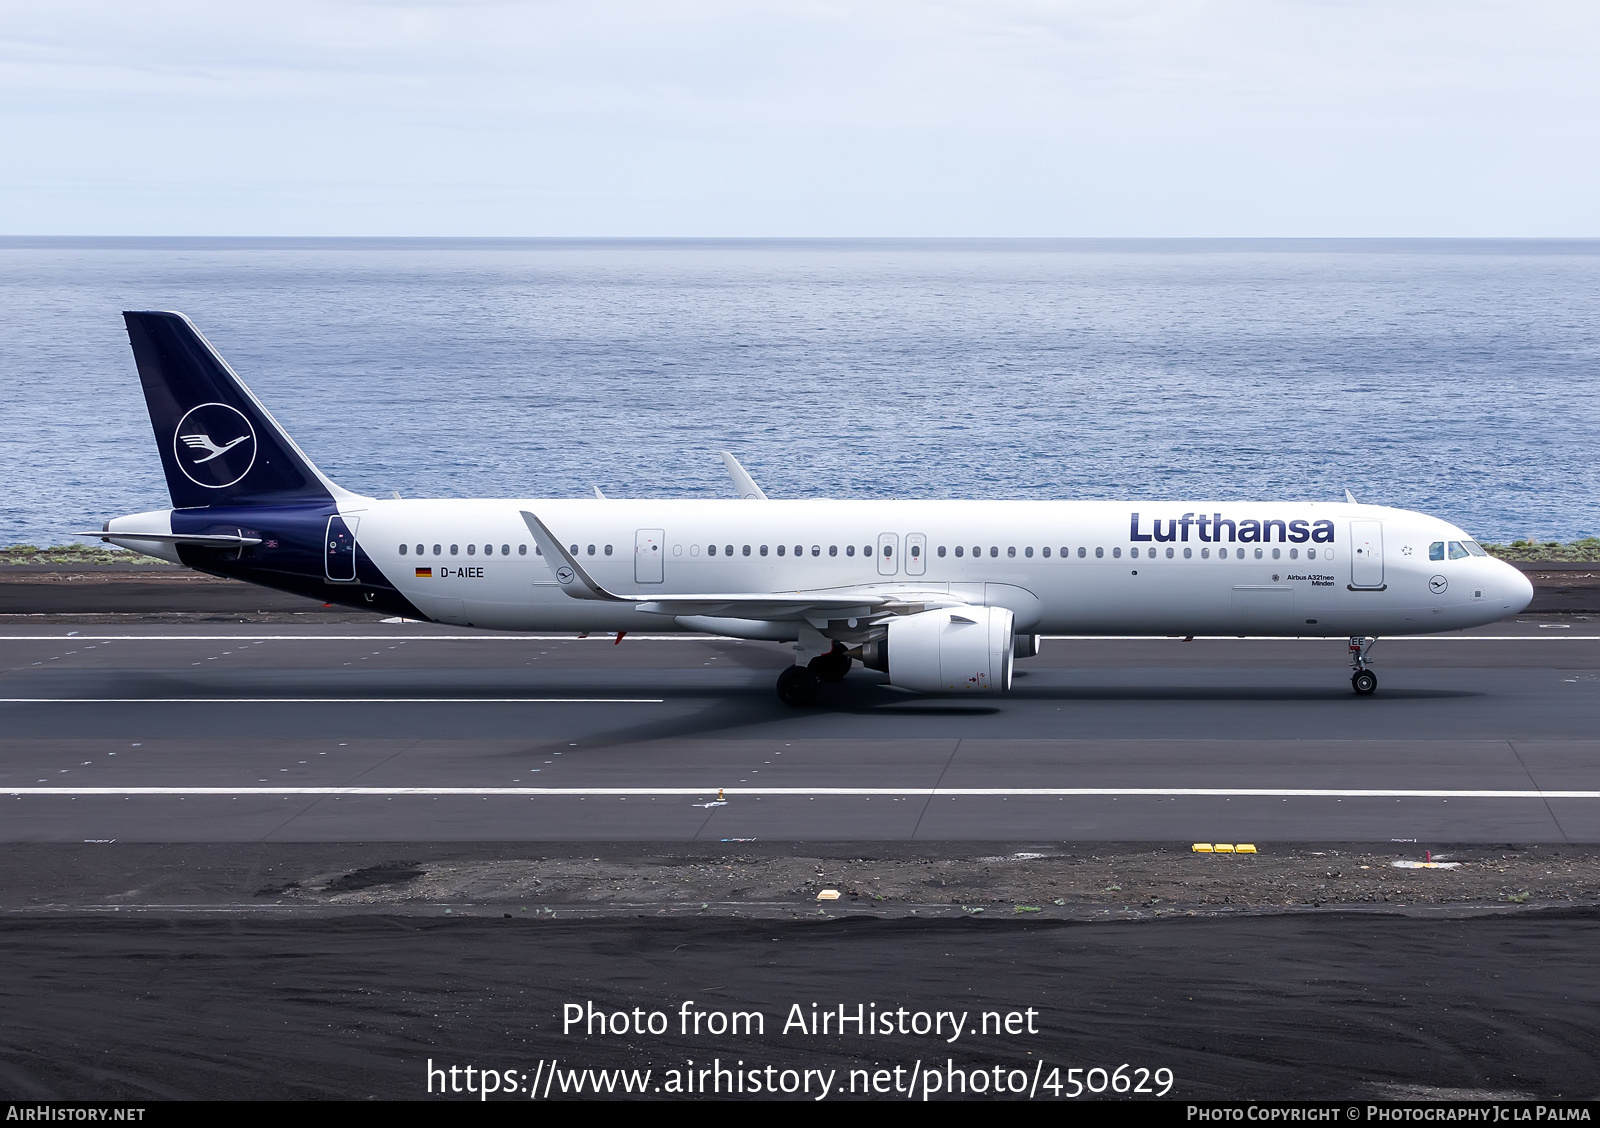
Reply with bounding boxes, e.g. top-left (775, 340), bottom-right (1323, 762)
top-left (85, 312), bottom-right (1533, 705)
